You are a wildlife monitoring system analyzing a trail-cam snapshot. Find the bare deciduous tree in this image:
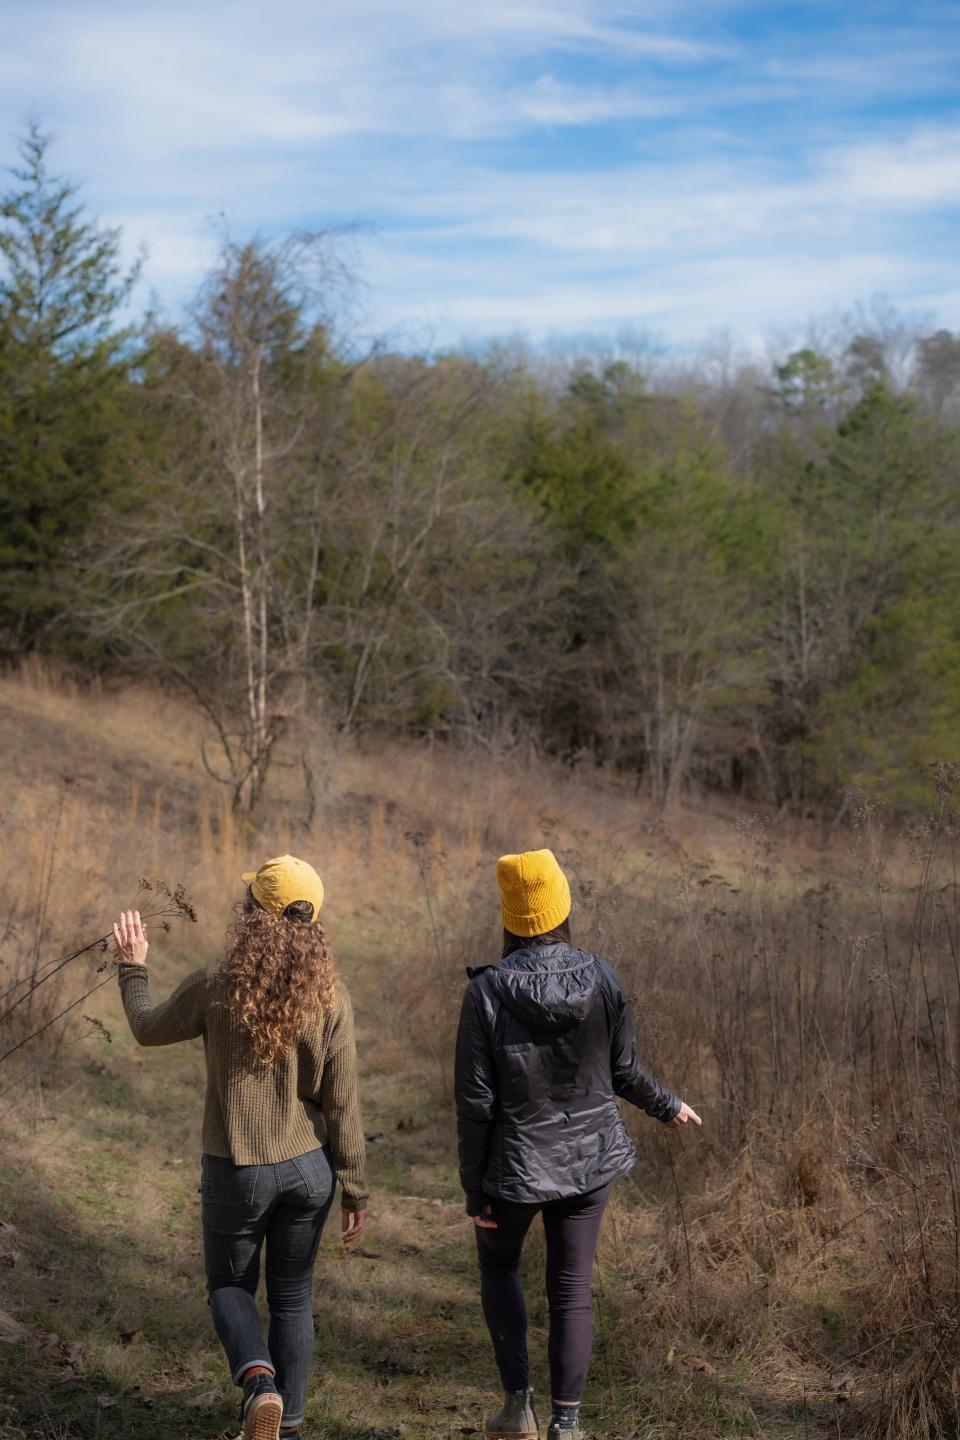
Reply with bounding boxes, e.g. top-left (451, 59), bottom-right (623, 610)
top-left (87, 233), bottom-right (355, 810)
